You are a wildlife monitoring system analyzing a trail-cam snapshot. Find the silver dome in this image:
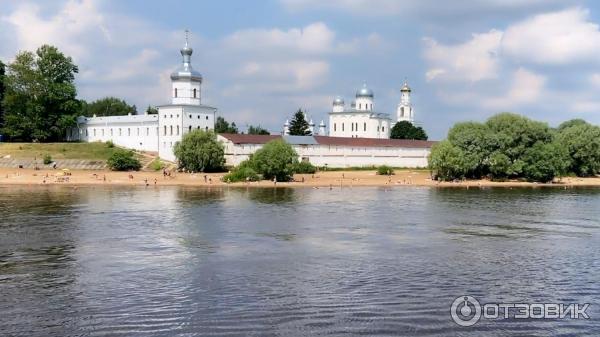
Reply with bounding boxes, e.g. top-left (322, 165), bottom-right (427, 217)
top-left (170, 37), bottom-right (203, 82)
top-left (356, 83), bottom-right (374, 98)
top-left (333, 96), bottom-right (344, 105)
